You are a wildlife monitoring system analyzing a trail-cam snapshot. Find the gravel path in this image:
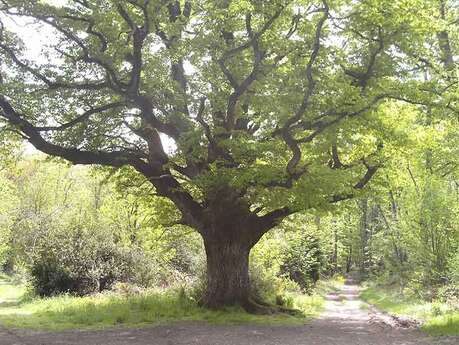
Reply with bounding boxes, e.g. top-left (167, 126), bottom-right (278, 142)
top-left (0, 282), bottom-right (457, 345)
